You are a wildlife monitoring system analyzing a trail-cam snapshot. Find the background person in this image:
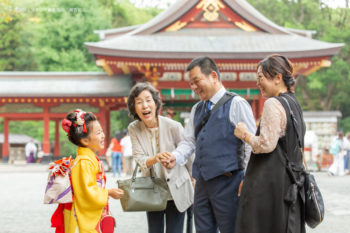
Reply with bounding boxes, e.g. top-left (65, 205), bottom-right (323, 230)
top-left (329, 132), bottom-right (345, 176)
top-left (344, 133), bottom-right (350, 174)
top-left (120, 129), bottom-right (133, 176)
top-left (110, 132), bottom-right (123, 177)
top-left (25, 139), bottom-right (37, 163)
